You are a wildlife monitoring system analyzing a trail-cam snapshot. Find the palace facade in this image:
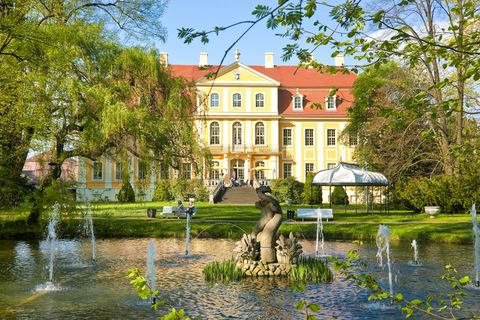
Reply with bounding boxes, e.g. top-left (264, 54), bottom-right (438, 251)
top-left (76, 51), bottom-right (358, 202)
